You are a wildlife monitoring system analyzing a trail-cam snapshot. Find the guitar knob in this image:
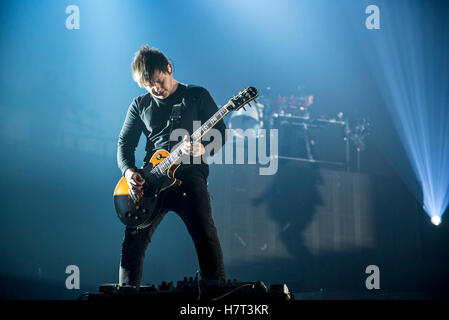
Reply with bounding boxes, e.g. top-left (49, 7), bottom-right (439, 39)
top-left (126, 212), bottom-right (131, 218)
top-left (134, 215), bottom-right (139, 220)
top-left (136, 205), bottom-right (140, 210)
top-left (142, 208), bottom-right (147, 213)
